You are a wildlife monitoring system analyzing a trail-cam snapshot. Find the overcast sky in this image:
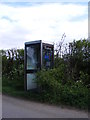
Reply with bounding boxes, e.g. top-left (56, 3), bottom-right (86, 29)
top-left (0, 1), bottom-right (88, 49)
